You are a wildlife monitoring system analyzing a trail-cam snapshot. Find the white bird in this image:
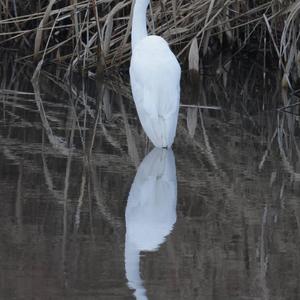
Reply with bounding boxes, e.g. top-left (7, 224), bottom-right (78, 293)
top-left (130, 0), bottom-right (181, 148)
top-left (125, 147), bottom-right (177, 299)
